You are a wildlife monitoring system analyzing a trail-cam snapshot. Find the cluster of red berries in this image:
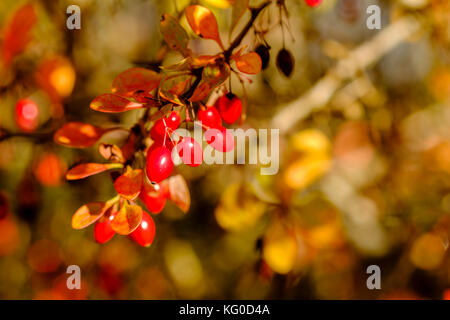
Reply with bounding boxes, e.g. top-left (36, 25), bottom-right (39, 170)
top-left (92, 93), bottom-right (242, 247)
top-left (145, 93), bottom-right (242, 182)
